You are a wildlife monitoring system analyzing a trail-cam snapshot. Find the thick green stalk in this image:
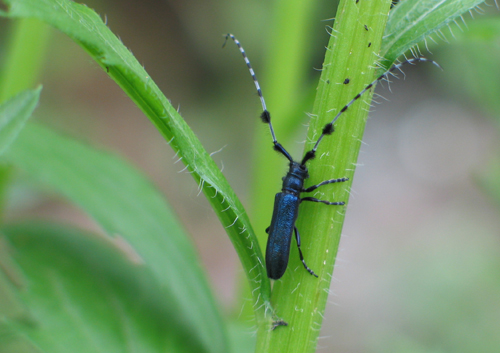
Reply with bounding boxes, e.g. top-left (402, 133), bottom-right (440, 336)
top-left (255, 0), bottom-right (392, 352)
top-left (0, 18), bottom-right (50, 101)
